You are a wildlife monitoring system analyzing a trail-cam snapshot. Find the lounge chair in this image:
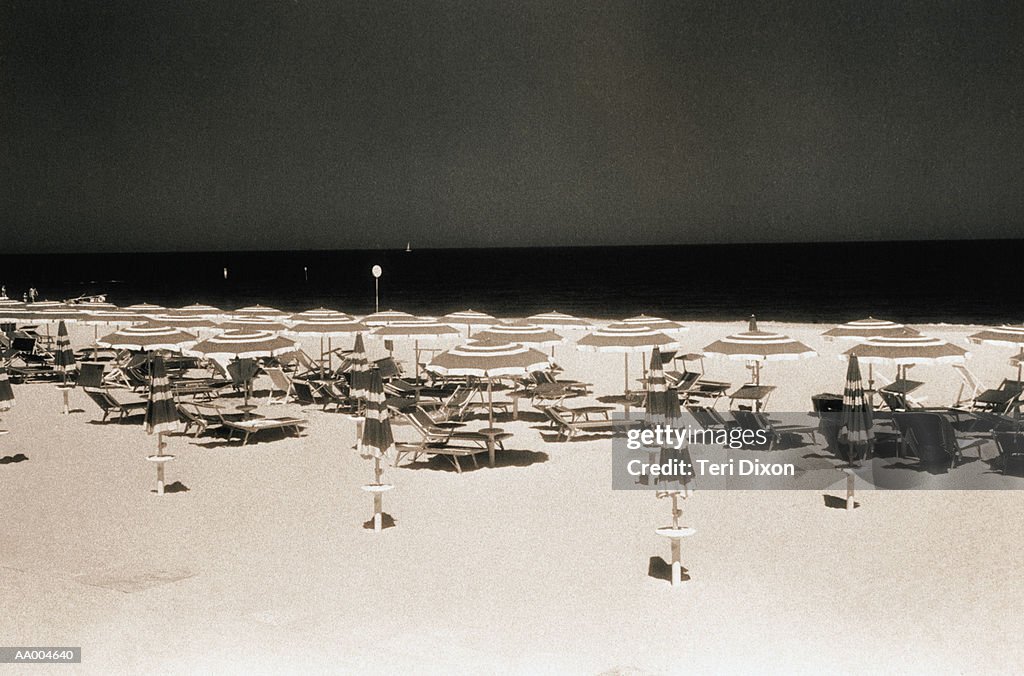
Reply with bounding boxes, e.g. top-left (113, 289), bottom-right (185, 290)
top-left (532, 370), bottom-right (592, 395)
top-left (317, 379), bottom-right (354, 412)
top-left (396, 407), bottom-right (508, 472)
top-left (685, 405), bottom-right (729, 430)
top-left (890, 413), bottom-right (986, 467)
top-left (952, 364), bottom-right (985, 408)
top-left (540, 406), bottom-right (624, 441)
top-left (731, 410), bottom-right (818, 451)
top-left (292, 379), bottom-right (325, 406)
top-left (263, 366), bottom-right (296, 405)
top-left (83, 388), bottom-right (148, 423)
top-left (210, 406), bottom-right (307, 445)
top-left (994, 431), bottom-right (1024, 475)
